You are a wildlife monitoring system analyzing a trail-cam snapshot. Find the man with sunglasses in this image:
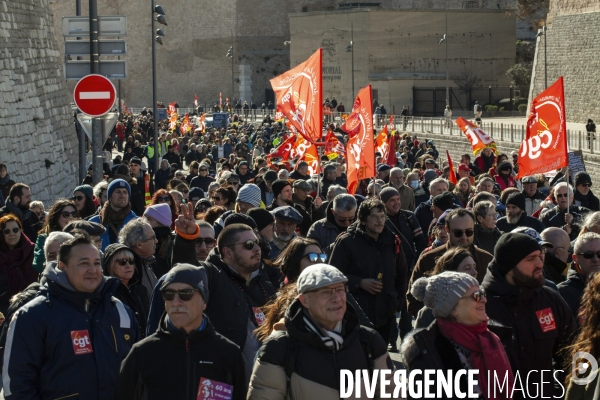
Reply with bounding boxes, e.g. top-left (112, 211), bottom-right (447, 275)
top-left (0, 183), bottom-right (39, 243)
top-left (482, 232), bottom-right (576, 398)
top-left (542, 182), bottom-right (589, 240)
top-left (406, 208), bottom-right (493, 317)
top-left (267, 180), bottom-right (312, 237)
top-left (308, 194), bottom-right (356, 256)
top-left (116, 264), bottom-right (246, 400)
top-left (194, 221), bottom-right (216, 262)
top-left (558, 232), bottom-right (600, 320)
top-left (269, 206), bottom-right (303, 260)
